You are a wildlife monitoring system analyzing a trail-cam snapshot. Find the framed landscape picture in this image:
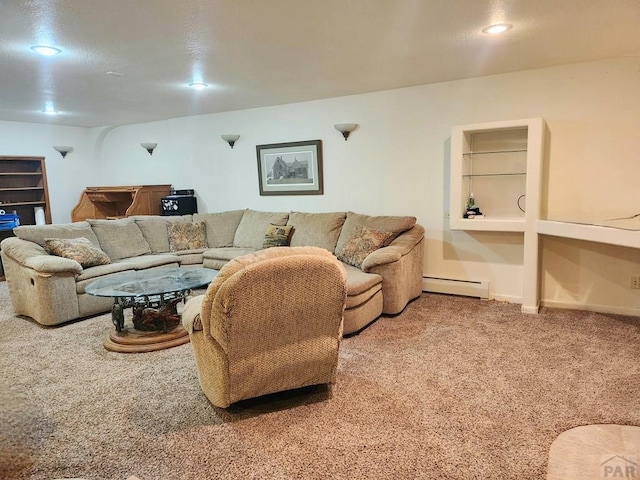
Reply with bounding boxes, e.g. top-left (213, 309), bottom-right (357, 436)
top-left (256, 140), bottom-right (323, 196)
